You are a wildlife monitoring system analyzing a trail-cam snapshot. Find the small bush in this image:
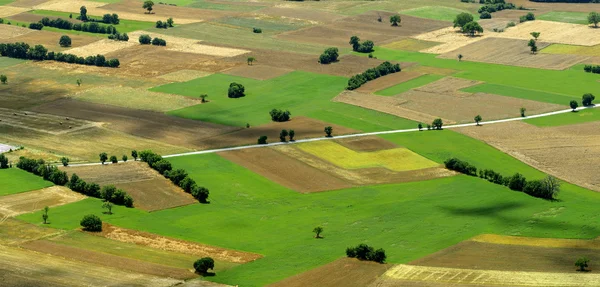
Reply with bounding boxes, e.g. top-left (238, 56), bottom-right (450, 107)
top-left (346, 244), bottom-right (386, 263)
top-left (252, 27), bottom-right (262, 33)
top-left (228, 82), bottom-right (245, 98)
top-left (194, 257), bottom-right (215, 274)
top-left (319, 47), bottom-right (339, 64)
top-left (258, 135), bottom-right (267, 144)
top-left (80, 214), bottom-right (102, 232)
top-left (479, 11), bottom-right (492, 19)
top-left (29, 22), bottom-right (44, 30)
top-left (151, 37), bottom-right (167, 46)
top-left (139, 34), bottom-right (152, 44)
